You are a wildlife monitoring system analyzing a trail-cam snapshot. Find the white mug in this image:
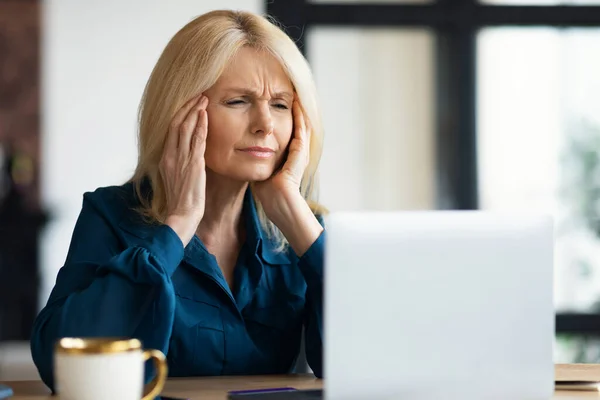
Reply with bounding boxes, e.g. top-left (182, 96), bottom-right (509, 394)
top-left (54, 337), bottom-right (167, 400)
